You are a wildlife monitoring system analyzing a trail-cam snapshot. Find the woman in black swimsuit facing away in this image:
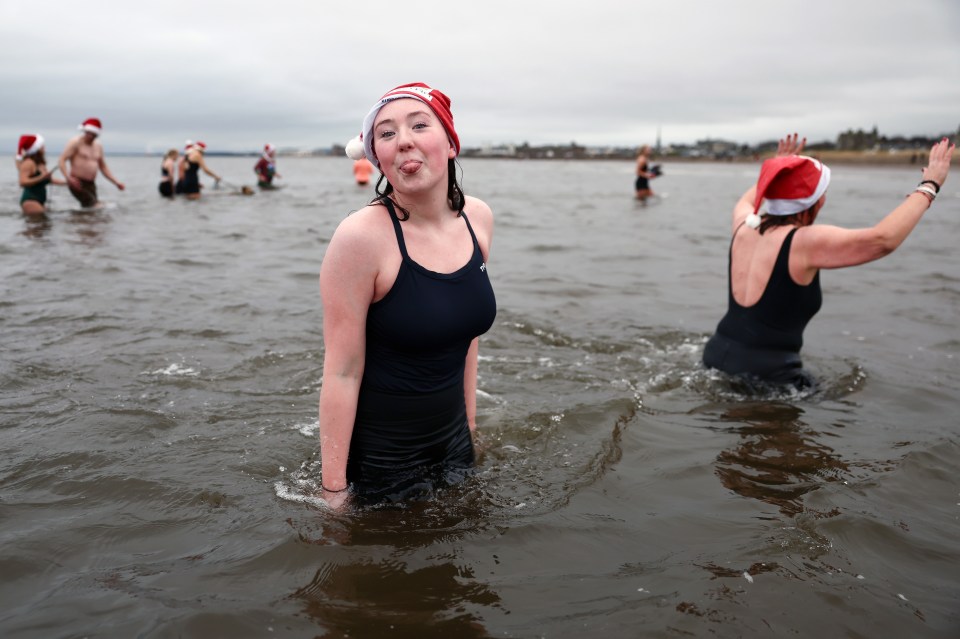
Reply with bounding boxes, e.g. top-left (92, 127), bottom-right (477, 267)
top-left (704, 133), bottom-right (954, 389)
